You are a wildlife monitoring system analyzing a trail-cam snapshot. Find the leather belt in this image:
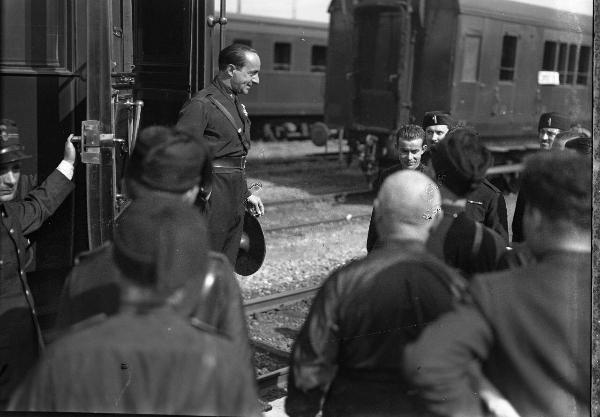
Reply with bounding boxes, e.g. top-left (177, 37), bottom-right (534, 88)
top-left (212, 156), bottom-right (246, 171)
